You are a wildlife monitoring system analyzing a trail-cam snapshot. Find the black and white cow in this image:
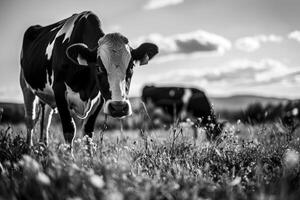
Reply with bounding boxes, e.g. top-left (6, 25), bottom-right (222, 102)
top-left (142, 85), bottom-right (223, 140)
top-left (20, 11), bottom-right (158, 146)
